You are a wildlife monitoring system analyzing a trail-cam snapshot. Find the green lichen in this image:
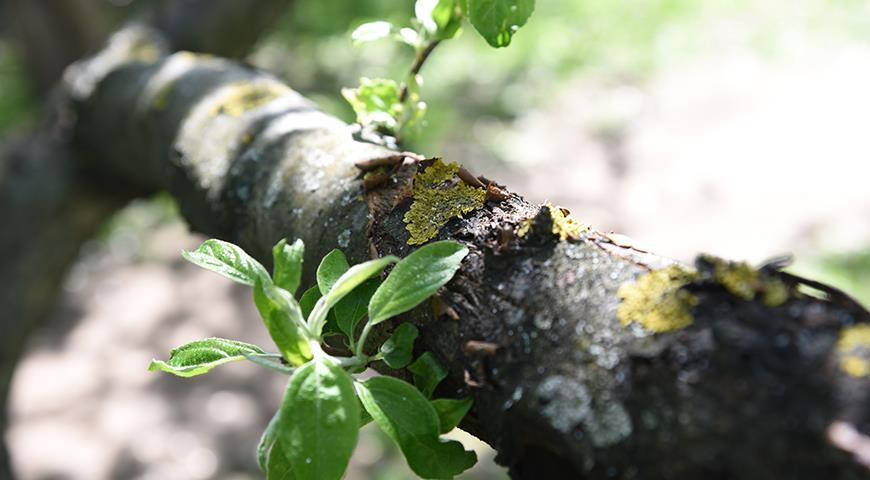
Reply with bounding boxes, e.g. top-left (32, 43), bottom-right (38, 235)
top-left (617, 265), bottom-right (700, 333)
top-left (209, 81), bottom-right (289, 117)
top-left (403, 159), bottom-right (486, 245)
top-left (700, 254), bottom-right (789, 306)
top-left (837, 324), bottom-right (870, 377)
